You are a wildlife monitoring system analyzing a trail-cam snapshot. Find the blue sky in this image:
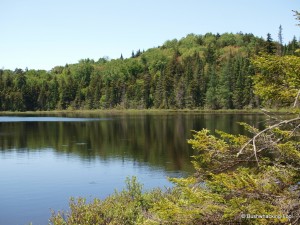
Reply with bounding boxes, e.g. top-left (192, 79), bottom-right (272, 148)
top-left (0, 0), bottom-right (299, 70)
